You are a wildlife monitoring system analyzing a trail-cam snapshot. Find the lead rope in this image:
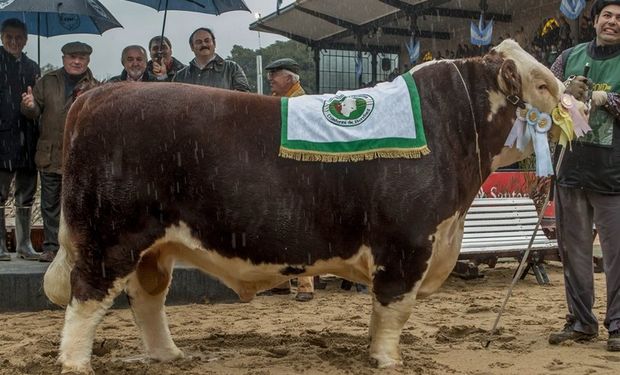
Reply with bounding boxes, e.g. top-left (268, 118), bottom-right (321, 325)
top-left (483, 145), bottom-right (567, 347)
top-left (450, 61), bottom-right (484, 187)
